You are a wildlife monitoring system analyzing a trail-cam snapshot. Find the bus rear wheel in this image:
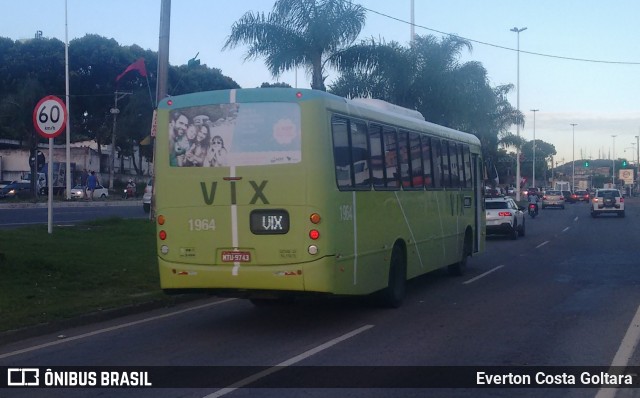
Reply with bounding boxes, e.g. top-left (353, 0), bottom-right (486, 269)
top-left (378, 245), bottom-right (406, 308)
top-left (448, 232), bottom-right (471, 276)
